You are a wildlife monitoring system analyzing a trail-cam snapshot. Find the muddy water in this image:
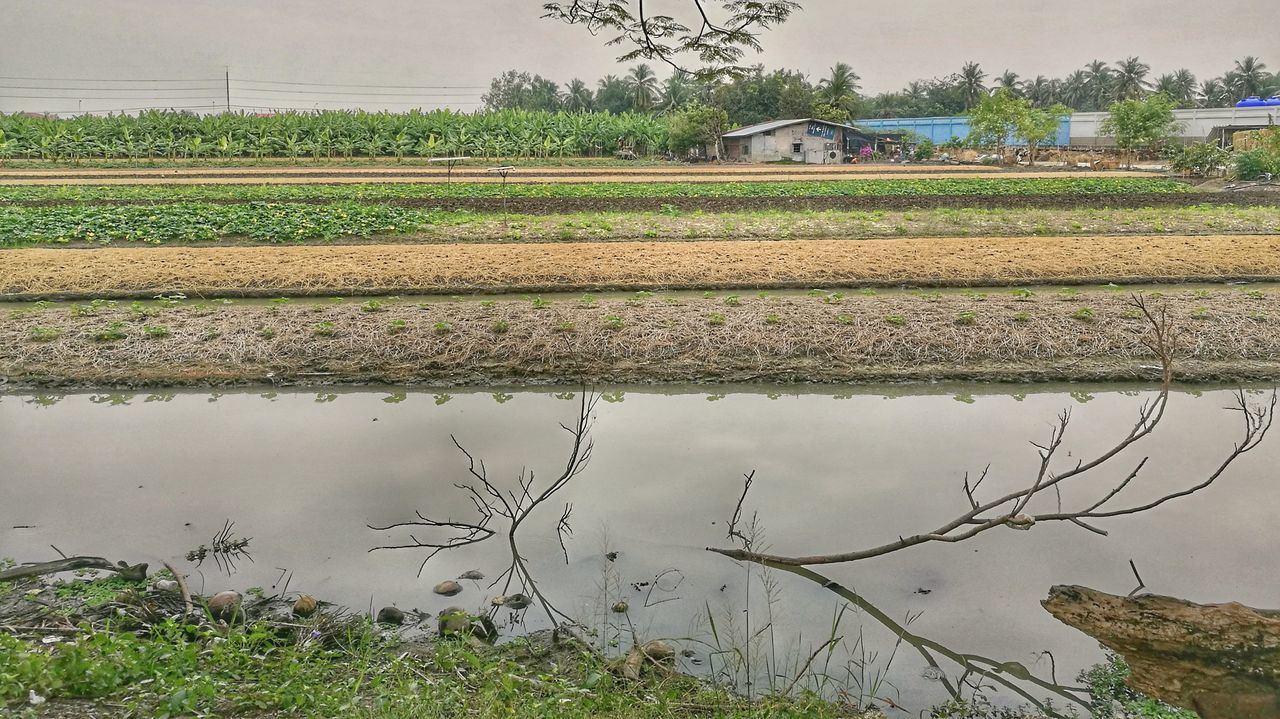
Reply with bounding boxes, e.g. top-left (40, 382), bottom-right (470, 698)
top-left (2, 384), bottom-right (1277, 711)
